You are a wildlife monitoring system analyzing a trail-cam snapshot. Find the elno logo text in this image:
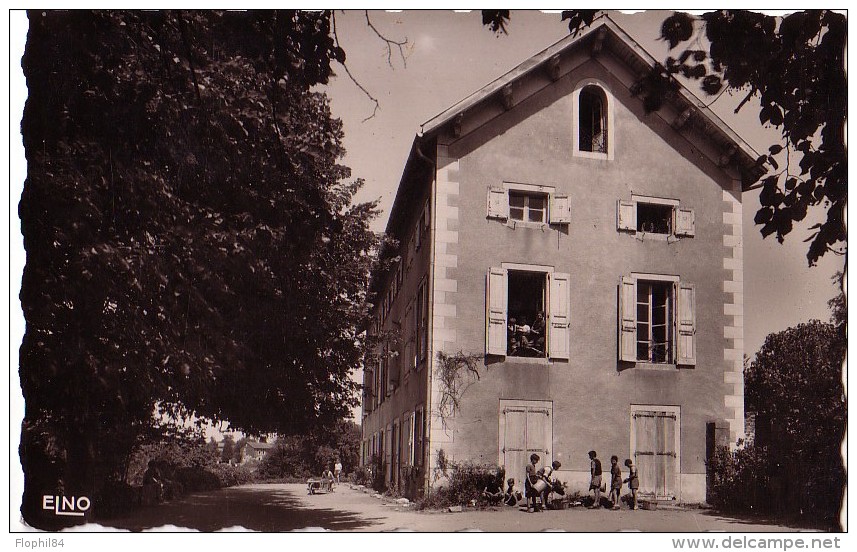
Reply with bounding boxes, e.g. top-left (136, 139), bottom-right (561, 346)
top-left (42, 495), bottom-right (91, 517)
